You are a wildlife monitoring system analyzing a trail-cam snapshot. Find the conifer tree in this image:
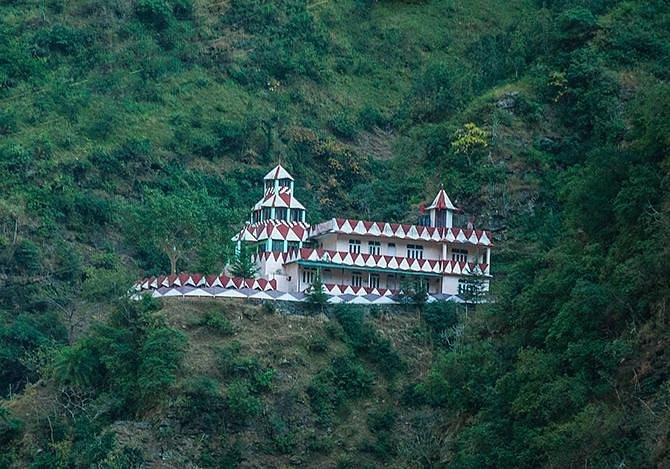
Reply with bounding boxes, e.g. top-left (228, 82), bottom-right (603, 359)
top-left (229, 244), bottom-right (258, 279)
top-left (305, 269), bottom-right (328, 313)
